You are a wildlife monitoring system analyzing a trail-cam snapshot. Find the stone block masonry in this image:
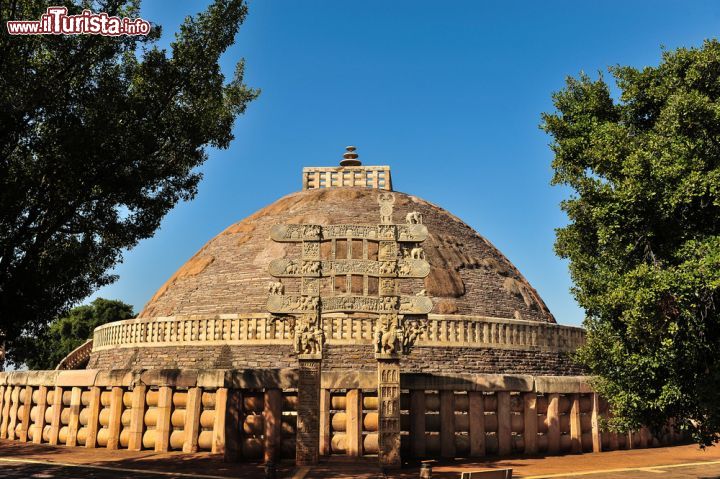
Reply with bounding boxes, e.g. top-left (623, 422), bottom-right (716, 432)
top-left (89, 344), bottom-right (584, 376)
